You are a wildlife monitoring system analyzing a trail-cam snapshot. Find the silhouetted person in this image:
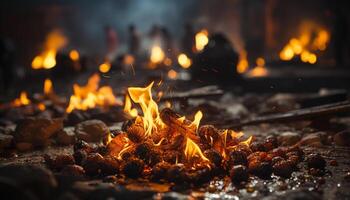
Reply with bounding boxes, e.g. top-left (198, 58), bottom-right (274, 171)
top-left (191, 33), bottom-right (239, 84)
top-left (104, 26), bottom-right (119, 62)
top-left (128, 25), bottom-right (140, 56)
top-left (0, 37), bottom-right (15, 94)
top-left (182, 23), bottom-right (195, 58)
